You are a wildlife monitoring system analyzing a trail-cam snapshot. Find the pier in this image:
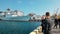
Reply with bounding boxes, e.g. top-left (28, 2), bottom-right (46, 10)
top-left (30, 26), bottom-right (60, 34)
top-left (51, 28), bottom-right (60, 34)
